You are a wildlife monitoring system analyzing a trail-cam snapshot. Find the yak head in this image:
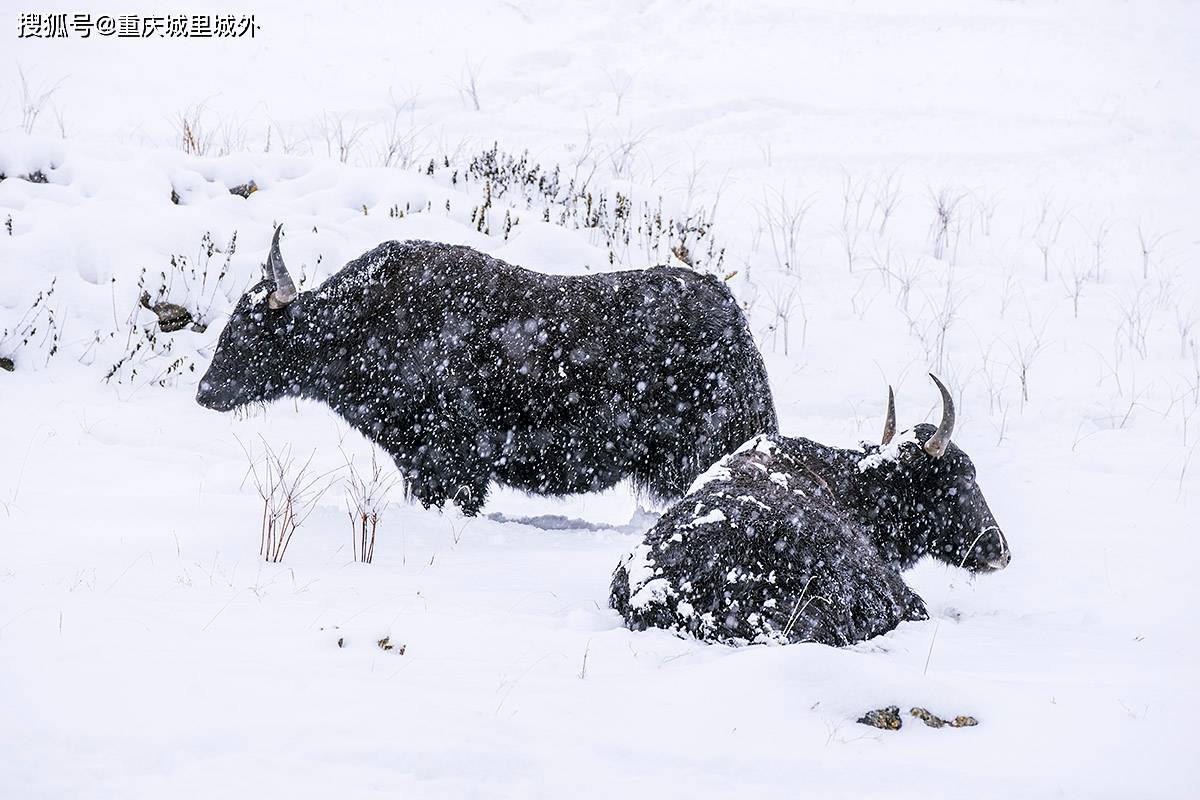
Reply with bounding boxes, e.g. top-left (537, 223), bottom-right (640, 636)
top-left (196, 225), bottom-right (305, 412)
top-left (865, 375), bottom-right (1011, 574)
